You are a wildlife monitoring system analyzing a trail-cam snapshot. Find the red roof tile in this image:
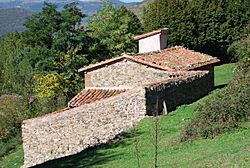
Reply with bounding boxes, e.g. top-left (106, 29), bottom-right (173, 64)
top-left (78, 46), bottom-right (220, 72)
top-left (68, 88), bottom-right (128, 108)
top-left (128, 46), bottom-right (220, 70)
